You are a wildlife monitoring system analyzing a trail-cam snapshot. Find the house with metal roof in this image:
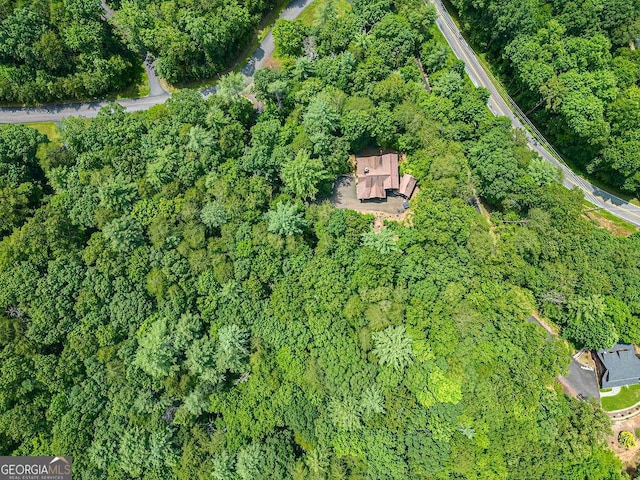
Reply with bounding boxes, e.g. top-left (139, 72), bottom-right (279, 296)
top-left (355, 151), bottom-right (417, 201)
top-left (596, 344), bottom-right (640, 388)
